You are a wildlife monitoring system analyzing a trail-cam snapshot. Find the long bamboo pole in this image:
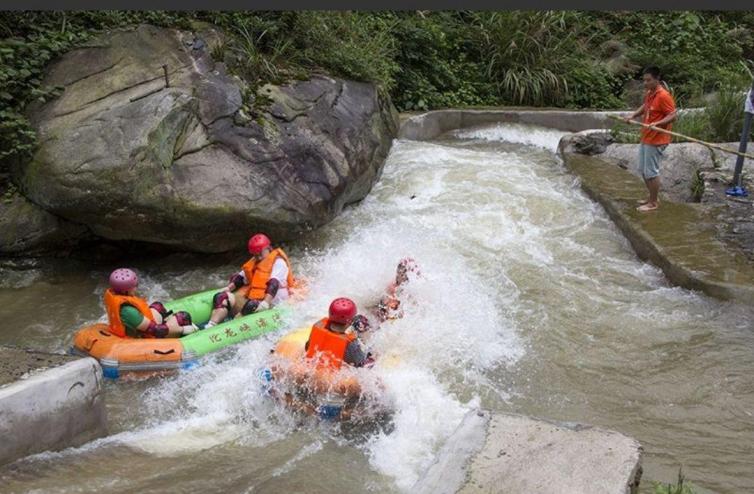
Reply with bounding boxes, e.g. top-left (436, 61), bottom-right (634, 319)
top-left (607, 114), bottom-right (754, 161)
